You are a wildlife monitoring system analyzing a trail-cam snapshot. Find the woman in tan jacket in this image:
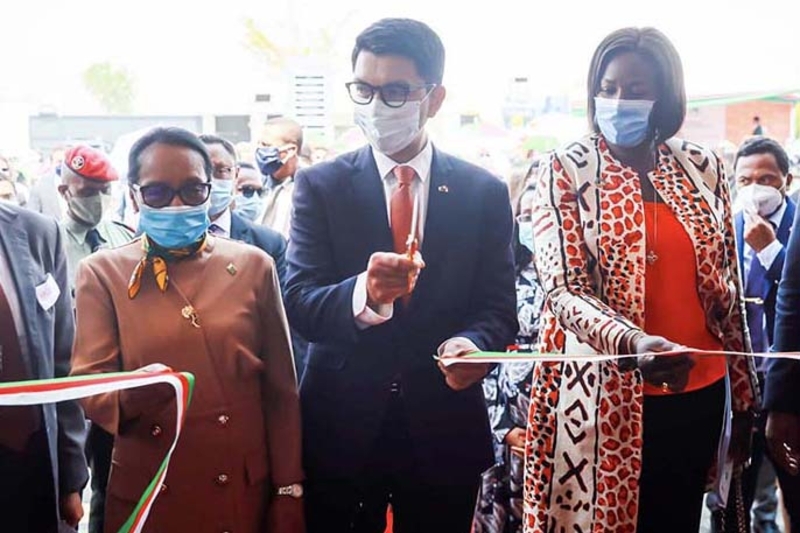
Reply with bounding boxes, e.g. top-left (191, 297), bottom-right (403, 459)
top-left (71, 127), bottom-right (304, 533)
